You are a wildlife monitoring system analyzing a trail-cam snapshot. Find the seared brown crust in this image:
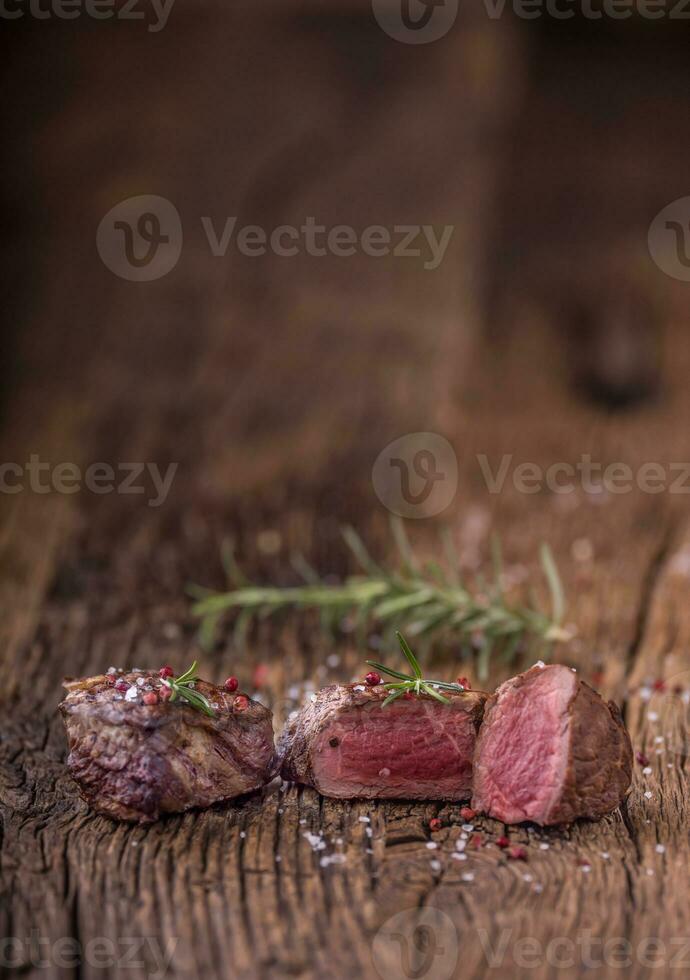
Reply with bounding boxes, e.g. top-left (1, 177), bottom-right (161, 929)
top-left (60, 671), bottom-right (276, 823)
top-left (278, 683), bottom-right (487, 790)
top-left (549, 681), bottom-right (633, 824)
